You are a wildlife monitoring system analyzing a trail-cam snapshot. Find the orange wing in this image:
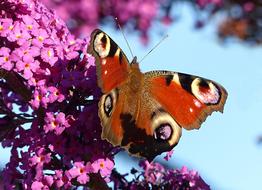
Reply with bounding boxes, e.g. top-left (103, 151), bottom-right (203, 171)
top-left (145, 71), bottom-right (227, 130)
top-left (89, 29), bottom-right (130, 93)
